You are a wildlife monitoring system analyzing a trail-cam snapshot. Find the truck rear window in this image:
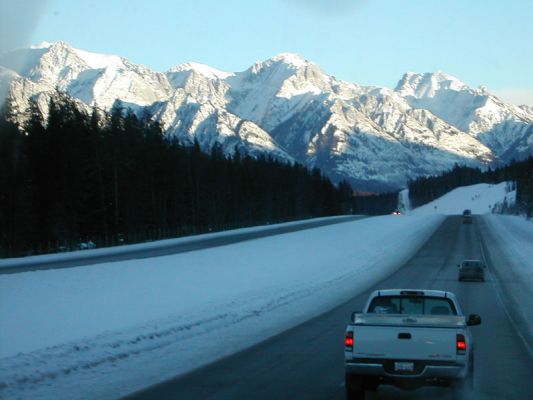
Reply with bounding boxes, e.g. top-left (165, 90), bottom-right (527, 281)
top-left (368, 296), bottom-right (457, 315)
top-left (462, 261), bottom-right (483, 269)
